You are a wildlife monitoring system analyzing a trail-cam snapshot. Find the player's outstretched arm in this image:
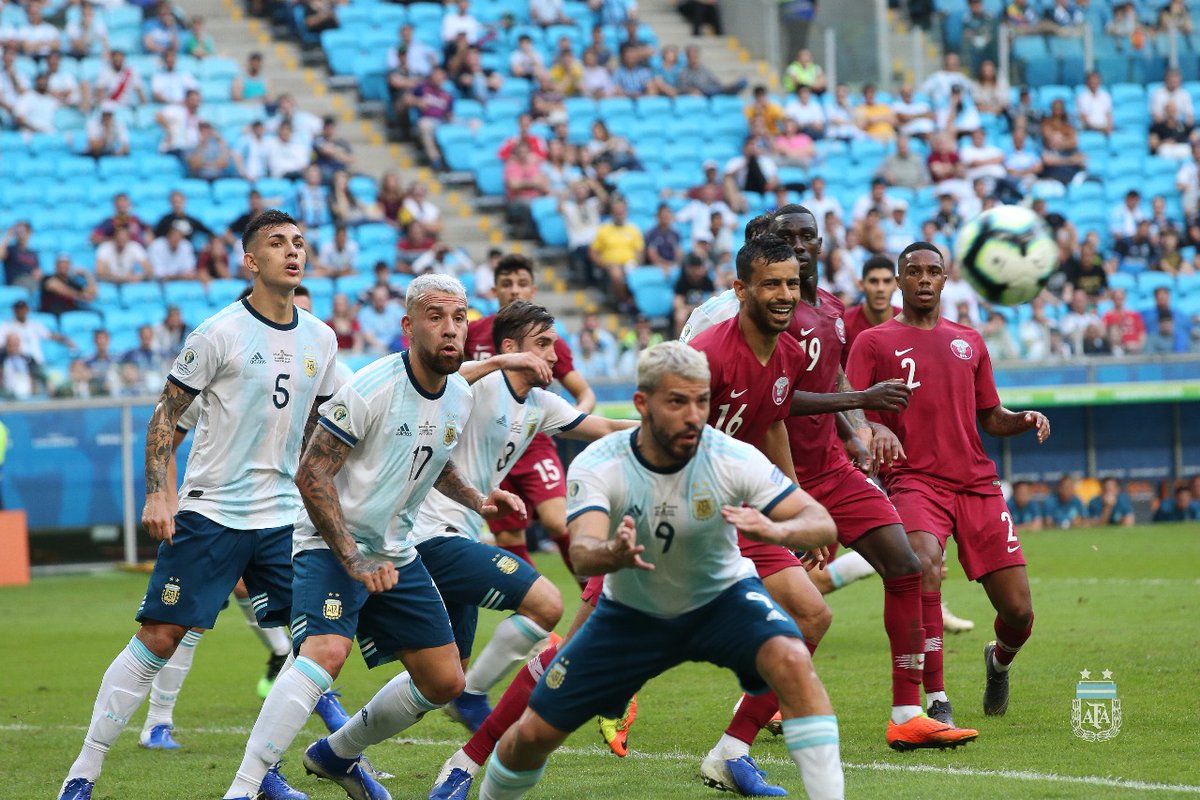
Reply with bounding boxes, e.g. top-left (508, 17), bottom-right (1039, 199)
top-left (433, 459), bottom-right (527, 520)
top-left (560, 369), bottom-right (596, 413)
top-left (558, 414), bottom-right (639, 442)
top-left (142, 380), bottom-right (196, 544)
top-left (721, 488), bottom-right (836, 552)
top-left (789, 376), bottom-right (910, 417)
top-left (978, 406), bottom-right (1051, 443)
top-left (458, 353), bottom-right (553, 386)
top-left (569, 512), bottom-right (654, 576)
top-left (760, 420), bottom-right (799, 483)
top-left (297, 426), bottom-right (397, 593)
